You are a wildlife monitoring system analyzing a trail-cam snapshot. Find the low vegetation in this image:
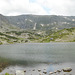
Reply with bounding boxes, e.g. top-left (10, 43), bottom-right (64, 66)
top-left (0, 27), bottom-right (75, 45)
top-left (0, 30), bottom-right (46, 44)
top-left (41, 27), bottom-right (75, 42)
